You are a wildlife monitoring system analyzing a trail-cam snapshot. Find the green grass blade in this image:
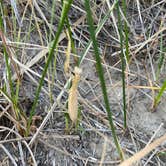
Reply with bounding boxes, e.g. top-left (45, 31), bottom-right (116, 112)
top-left (84, 0), bottom-right (124, 160)
top-left (4, 48), bottom-right (14, 98)
top-left (116, 2), bottom-right (127, 129)
top-left (26, 0), bottom-right (73, 136)
top-left (154, 80), bottom-right (166, 107)
top-left (0, 2), bottom-right (3, 30)
top-left (49, 0), bottom-right (56, 42)
top-left (122, 0), bottom-right (129, 62)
